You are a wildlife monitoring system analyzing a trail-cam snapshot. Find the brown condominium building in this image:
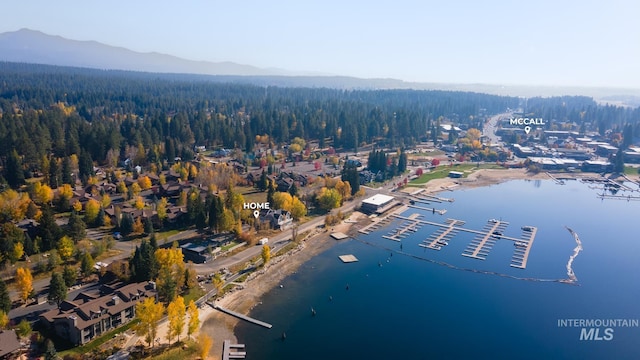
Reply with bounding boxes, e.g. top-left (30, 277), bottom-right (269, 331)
top-left (40, 281), bottom-right (157, 345)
